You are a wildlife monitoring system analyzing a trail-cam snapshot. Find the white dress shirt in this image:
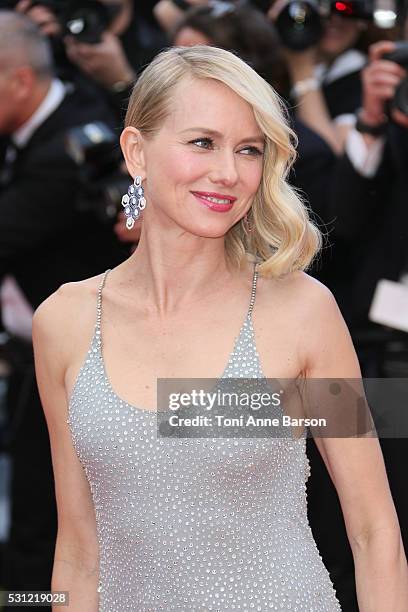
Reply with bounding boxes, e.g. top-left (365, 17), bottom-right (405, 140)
top-left (12, 77), bottom-right (65, 148)
top-left (345, 125), bottom-right (385, 178)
